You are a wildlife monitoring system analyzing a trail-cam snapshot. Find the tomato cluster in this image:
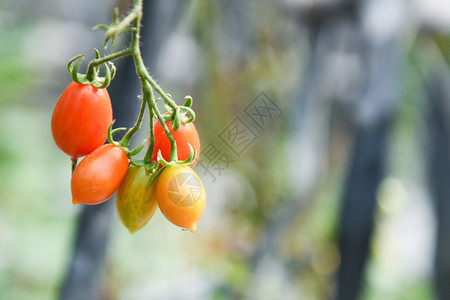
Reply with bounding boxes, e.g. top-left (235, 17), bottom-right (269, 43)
top-left (51, 82), bottom-right (205, 233)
